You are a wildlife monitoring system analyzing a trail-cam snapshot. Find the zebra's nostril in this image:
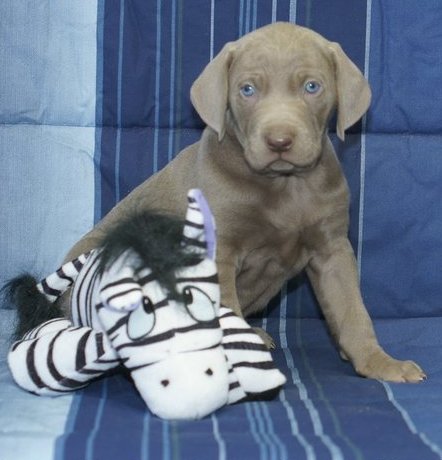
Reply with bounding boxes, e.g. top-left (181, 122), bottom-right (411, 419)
top-left (161, 379), bottom-right (170, 387)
